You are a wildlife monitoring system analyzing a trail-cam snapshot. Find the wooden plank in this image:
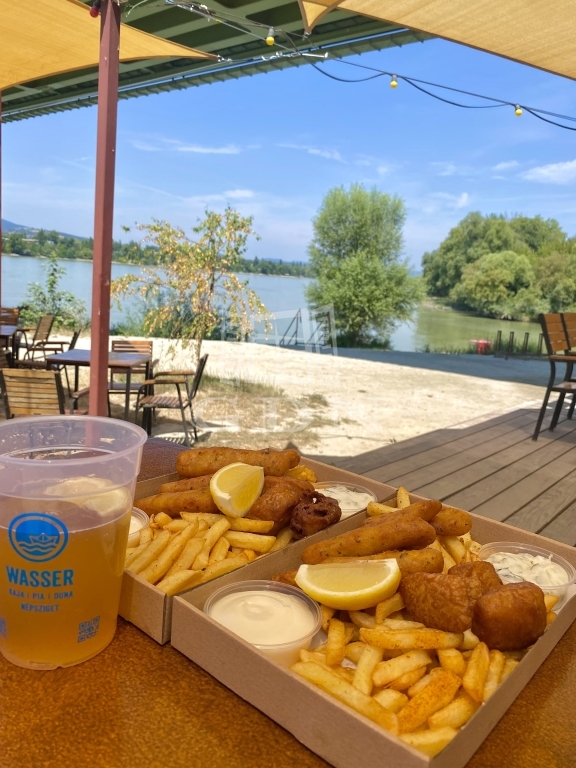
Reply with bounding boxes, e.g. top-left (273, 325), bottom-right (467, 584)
top-left (362, 411), bottom-right (536, 484)
top-left (427, 418), bottom-right (576, 504)
top-left (338, 407), bottom-right (534, 474)
top-left (381, 413), bottom-right (537, 491)
top-left (504, 467), bottom-right (576, 532)
top-left (539, 500), bottom-right (576, 546)
top-left (470, 444), bottom-right (576, 521)
top-left (444, 420), bottom-right (576, 511)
